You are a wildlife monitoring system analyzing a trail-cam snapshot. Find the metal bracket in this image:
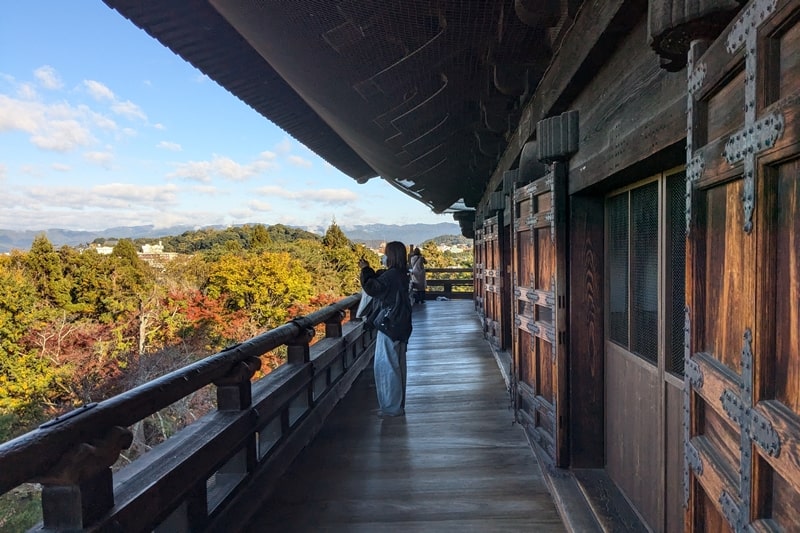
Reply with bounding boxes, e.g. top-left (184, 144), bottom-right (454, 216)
top-left (719, 490), bottom-right (744, 533)
top-left (685, 358), bottom-right (703, 390)
top-left (726, 0), bottom-right (778, 54)
top-left (688, 62), bottom-right (706, 96)
top-left (685, 150), bottom-right (704, 234)
top-left (749, 408), bottom-right (781, 457)
top-left (741, 328), bottom-right (753, 397)
top-left (723, 113), bottom-right (785, 165)
top-left (721, 388), bottom-right (745, 426)
top-left (683, 439), bottom-right (704, 504)
top-left (686, 441), bottom-right (702, 476)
